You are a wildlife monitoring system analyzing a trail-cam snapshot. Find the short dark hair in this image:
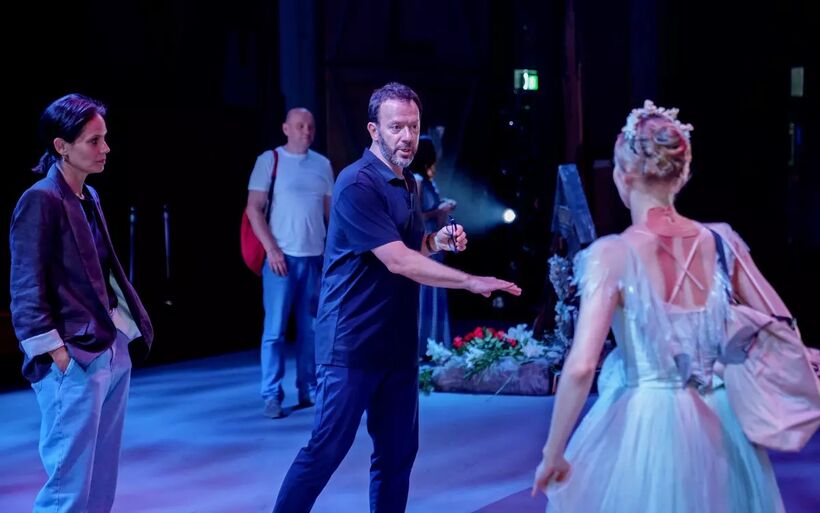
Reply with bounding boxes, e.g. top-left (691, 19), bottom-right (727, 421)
top-left (368, 82), bottom-right (422, 124)
top-left (408, 136), bottom-right (437, 175)
top-left (33, 93), bottom-right (107, 174)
